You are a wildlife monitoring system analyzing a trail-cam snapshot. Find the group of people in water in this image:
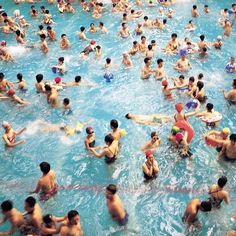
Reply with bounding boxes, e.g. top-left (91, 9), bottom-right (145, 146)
top-left (1, 0), bottom-right (236, 235)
